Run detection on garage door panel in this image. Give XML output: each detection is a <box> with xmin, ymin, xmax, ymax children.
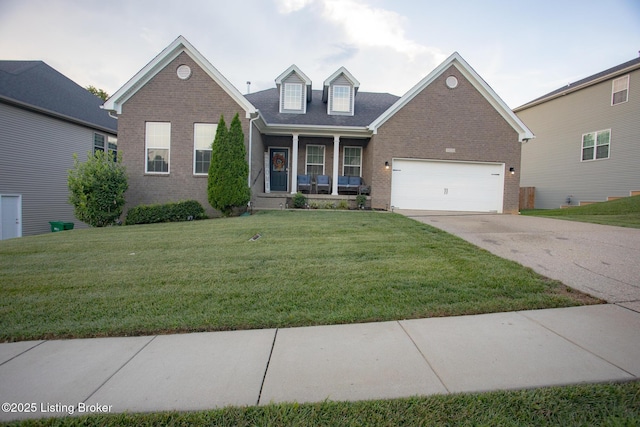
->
<box><xmin>391</xmin><ymin>160</ymin><xmax>504</xmax><ymax>212</ymax></box>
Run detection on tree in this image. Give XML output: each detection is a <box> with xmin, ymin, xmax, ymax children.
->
<box><xmin>208</xmin><ymin>114</ymin><xmax>250</xmax><ymax>216</ymax></box>
<box><xmin>68</xmin><ymin>150</ymin><xmax>128</xmax><ymax>227</ymax></box>
<box><xmin>86</xmin><ymin>85</ymin><xmax>109</xmax><ymax>101</ymax></box>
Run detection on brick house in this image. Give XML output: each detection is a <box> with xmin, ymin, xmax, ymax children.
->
<box><xmin>103</xmin><ymin>36</ymin><xmax>532</xmax><ymax>216</ymax></box>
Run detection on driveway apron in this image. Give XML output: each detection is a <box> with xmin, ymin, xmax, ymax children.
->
<box><xmin>397</xmin><ymin>211</ymin><xmax>640</xmax><ymax>308</ymax></box>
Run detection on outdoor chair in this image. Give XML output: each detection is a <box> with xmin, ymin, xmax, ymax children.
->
<box><xmin>297</xmin><ymin>174</ymin><xmax>312</xmax><ymax>193</ymax></box>
<box><xmin>316</xmin><ymin>175</ymin><xmax>331</xmax><ymax>194</ymax></box>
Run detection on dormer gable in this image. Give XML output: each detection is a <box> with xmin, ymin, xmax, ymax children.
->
<box><xmin>323</xmin><ymin>67</ymin><xmax>360</xmax><ymax>116</ymax></box>
<box><xmin>275</xmin><ymin>65</ymin><xmax>312</xmax><ymax>114</ymax></box>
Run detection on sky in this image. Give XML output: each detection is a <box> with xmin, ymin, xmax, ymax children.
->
<box><xmin>1</xmin><ymin>0</ymin><xmax>639</xmax><ymax>108</ymax></box>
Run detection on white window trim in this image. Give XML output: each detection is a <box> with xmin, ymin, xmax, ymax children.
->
<box><xmin>193</xmin><ymin>123</ymin><xmax>217</xmax><ymax>175</ymax></box>
<box><xmin>581</xmin><ymin>129</ymin><xmax>611</xmax><ymax>162</ymax></box>
<box><xmin>611</xmin><ymin>75</ymin><xmax>629</xmax><ymax>106</ymax></box>
<box><xmin>283</xmin><ymin>82</ymin><xmax>303</xmax><ymax>111</ymax></box>
<box><xmin>145</xmin><ymin>122</ymin><xmax>171</xmax><ymax>174</ymax></box>
<box><xmin>342</xmin><ymin>146</ymin><xmax>362</xmax><ymax>176</ymax></box>
<box><xmin>305</xmin><ymin>145</ymin><xmax>325</xmax><ymax>175</ymax></box>
<box><xmin>331</xmin><ymin>84</ymin><xmax>352</xmax><ymax>114</ymax></box>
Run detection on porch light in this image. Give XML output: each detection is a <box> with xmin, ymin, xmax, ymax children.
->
<box><xmin>385</xmin><ymin>161</ymin><xmax>390</xmax><ymax>169</ymax></box>
<box><xmin>509</xmin><ymin>167</ymin><xmax>515</xmax><ymax>175</ymax></box>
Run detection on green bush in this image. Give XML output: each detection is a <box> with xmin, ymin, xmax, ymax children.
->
<box><xmin>208</xmin><ymin>114</ymin><xmax>250</xmax><ymax>216</ymax></box>
<box><xmin>125</xmin><ymin>200</ymin><xmax>206</xmax><ymax>225</ymax></box>
<box><xmin>68</xmin><ymin>151</ymin><xmax>128</xmax><ymax>227</ymax></box>
<box><xmin>292</xmin><ymin>192</ymin><xmax>308</xmax><ymax>208</ymax></box>
<box><xmin>356</xmin><ymin>194</ymin><xmax>367</xmax><ymax>209</ymax></box>
<box><xmin>337</xmin><ymin>200</ymin><xmax>349</xmax><ymax>210</ymax></box>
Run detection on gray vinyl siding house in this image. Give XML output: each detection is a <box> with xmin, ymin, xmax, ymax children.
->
<box><xmin>515</xmin><ymin>57</ymin><xmax>640</xmax><ymax>209</ymax></box>
<box><xmin>0</xmin><ymin>61</ymin><xmax>117</xmax><ymax>238</ymax></box>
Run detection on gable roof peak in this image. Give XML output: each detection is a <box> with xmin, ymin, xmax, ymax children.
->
<box><xmin>369</xmin><ymin>51</ymin><xmax>533</xmax><ymax>142</ymax></box>
<box><xmin>102</xmin><ymin>35</ymin><xmax>256</xmax><ymax>117</ymax></box>
<box><xmin>323</xmin><ymin>66</ymin><xmax>360</xmax><ymax>88</ymax></box>
<box><xmin>275</xmin><ymin>64</ymin><xmax>312</xmax><ymax>86</ymax></box>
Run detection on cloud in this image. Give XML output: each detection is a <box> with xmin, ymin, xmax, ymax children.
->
<box><xmin>275</xmin><ymin>0</ymin><xmax>315</xmax><ymax>14</ymax></box>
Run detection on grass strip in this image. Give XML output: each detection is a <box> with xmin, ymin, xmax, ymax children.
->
<box><xmin>3</xmin><ymin>381</ymin><xmax>639</xmax><ymax>426</ymax></box>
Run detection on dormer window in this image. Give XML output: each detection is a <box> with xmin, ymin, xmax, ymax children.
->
<box><xmin>323</xmin><ymin>67</ymin><xmax>360</xmax><ymax>116</ymax></box>
<box><xmin>275</xmin><ymin>65</ymin><xmax>312</xmax><ymax>114</ymax></box>
<box><xmin>332</xmin><ymin>85</ymin><xmax>351</xmax><ymax>112</ymax></box>
<box><xmin>284</xmin><ymin>83</ymin><xmax>303</xmax><ymax>110</ymax></box>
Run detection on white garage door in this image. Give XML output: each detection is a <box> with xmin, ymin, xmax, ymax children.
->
<box><xmin>391</xmin><ymin>159</ymin><xmax>504</xmax><ymax>212</ymax></box>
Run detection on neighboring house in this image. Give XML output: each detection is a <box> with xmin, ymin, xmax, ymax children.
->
<box><xmin>0</xmin><ymin>61</ymin><xmax>117</xmax><ymax>239</ymax></box>
<box><xmin>515</xmin><ymin>57</ymin><xmax>640</xmax><ymax>209</ymax></box>
<box><xmin>103</xmin><ymin>36</ymin><xmax>532</xmax><ymax>216</ymax></box>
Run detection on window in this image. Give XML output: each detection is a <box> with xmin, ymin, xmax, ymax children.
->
<box><xmin>582</xmin><ymin>129</ymin><xmax>610</xmax><ymax>161</ymax></box>
<box><xmin>332</xmin><ymin>85</ymin><xmax>351</xmax><ymax>113</ymax></box>
<box><xmin>283</xmin><ymin>83</ymin><xmax>302</xmax><ymax>110</ymax></box>
<box><xmin>93</xmin><ymin>133</ymin><xmax>105</xmax><ymax>154</ymax></box>
<box><xmin>108</xmin><ymin>136</ymin><xmax>118</xmax><ymax>161</ymax></box>
<box><xmin>306</xmin><ymin>145</ymin><xmax>325</xmax><ymax>178</ymax></box>
<box><xmin>145</xmin><ymin>122</ymin><xmax>170</xmax><ymax>173</ymax></box>
<box><xmin>194</xmin><ymin>123</ymin><xmax>217</xmax><ymax>174</ymax></box>
<box><xmin>343</xmin><ymin>146</ymin><xmax>362</xmax><ymax>176</ymax></box>
<box><xmin>612</xmin><ymin>75</ymin><xmax>629</xmax><ymax>105</ymax></box>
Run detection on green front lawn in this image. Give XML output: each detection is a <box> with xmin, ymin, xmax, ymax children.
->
<box><xmin>522</xmin><ymin>195</ymin><xmax>640</xmax><ymax>228</ymax></box>
<box><xmin>0</xmin><ymin>211</ymin><xmax>599</xmax><ymax>342</ymax></box>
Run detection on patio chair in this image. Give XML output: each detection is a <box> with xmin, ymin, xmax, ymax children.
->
<box><xmin>316</xmin><ymin>175</ymin><xmax>331</xmax><ymax>194</ymax></box>
<box><xmin>297</xmin><ymin>174</ymin><xmax>312</xmax><ymax>193</ymax></box>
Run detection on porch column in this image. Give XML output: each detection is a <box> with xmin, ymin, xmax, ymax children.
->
<box><xmin>291</xmin><ymin>133</ymin><xmax>299</xmax><ymax>194</ymax></box>
<box><xmin>332</xmin><ymin>135</ymin><xmax>340</xmax><ymax>195</ymax></box>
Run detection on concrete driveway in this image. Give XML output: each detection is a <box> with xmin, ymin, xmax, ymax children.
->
<box><xmin>397</xmin><ymin>211</ymin><xmax>640</xmax><ymax>311</ymax></box>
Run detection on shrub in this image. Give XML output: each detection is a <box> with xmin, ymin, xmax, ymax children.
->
<box><xmin>356</xmin><ymin>194</ymin><xmax>367</xmax><ymax>209</ymax></box>
<box><xmin>125</xmin><ymin>200</ymin><xmax>206</xmax><ymax>225</ymax></box>
<box><xmin>68</xmin><ymin>151</ymin><xmax>128</xmax><ymax>227</ymax></box>
<box><xmin>292</xmin><ymin>192</ymin><xmax>308</xmax><ymax>208</ymax></box>
<box><xmin>337</xmin><ymin>200</ymin><xmax>349</xmax><ymax>210</ymax></box>
<box><xmin>208</xmin><ymin>114</ymin><xmax>250</xmax><ymax>216</ymax></box>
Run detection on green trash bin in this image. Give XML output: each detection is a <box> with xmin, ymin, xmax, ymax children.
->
<box><xmin>49</xmin><ymin>221</ymin><xmax>64</xmax><ymax>232</ymax></box>
<box><xmin>49</xmin><ymin>222</ymin><xmax>74</xmax><ymax>232</ymax></box>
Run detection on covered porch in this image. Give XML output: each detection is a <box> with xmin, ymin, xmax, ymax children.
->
<box><xmin>260</xmin><ymin>133</ymin><xmax>371</xmax><ymax>197</ymax></box>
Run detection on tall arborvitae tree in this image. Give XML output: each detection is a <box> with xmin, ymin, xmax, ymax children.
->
<box><xmin>207</xmin><ymin>114</ymin><xmax>250</xmax><ymax>216</ymax></box>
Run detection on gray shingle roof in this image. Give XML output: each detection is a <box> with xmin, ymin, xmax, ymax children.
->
<box><xmin>0</xmin><ymin>60</ymin><xmax>117</xmax><ymax>133</ymax></box>
<box><xmin>516</xmin><ymin>56</ymin><xmax>640</xmax><ymax>110</ymax></box>
<box><xmin>245</xmin><ymin>88</ymin><xmax>399</xmax><ymax>127</ymax></box>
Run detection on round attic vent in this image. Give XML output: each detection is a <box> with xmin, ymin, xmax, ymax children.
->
<box><xmin>445</xmin><ymin>75</ymin><xmax>458</xmax><ymax>89</ymax></box>
<box><xmin>177</xmin><ymin>65</ymin><xmax>192</xmax><ymax>80</ymax></box>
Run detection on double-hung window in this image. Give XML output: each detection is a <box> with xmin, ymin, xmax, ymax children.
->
<box><xmin>612</xmin><ymin>75</ymin><xmax>629</xmax><ymax>105</ymax></box>
<box><xmin>343</xmin><ymin>146</ymin><xmax>362</xmax><ymax>176</ymax></box>
<box><xmin>283</xmin><ymin>83</ymin><xmax>302</xmax><ymax>110</ymax></box>
<box><xmin>93</xmin><ymin>133</ymin><xmax>105</xmax><ymax>154</ymax></box>
<box><xmin>145</xmin><ymin>122</ymin><xmax>170</xmax><ymax>173</ymax></box>
<box><xmin>582</xmin><ymin>129</ymin><xmax>610</xmax><ymax>161</ymax></box>
<box><xmin>332</xmin><ymin>85</ymin><xmax>351</xmax><ymax>113</ymax></box>
<box><xmin>107</xmin><ymin>136</ymin><xmax>118</xmax><ymax>161</ymax></box>
<box><xmin>306</xmin><ymin>145</ymin><xmax>325</xmax><ymax>178</ymax></box>
<box><xmin>194</xmin><ymin>123</ymin><xmax>216</xmax><ymax>175</ymax></box>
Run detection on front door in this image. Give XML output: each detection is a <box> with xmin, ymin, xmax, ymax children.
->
<box><xmin>270</xmin><ymin>148</ymin><xmax>288</xmax><ymax>192</ymax></box>
<box><xmin>1</xmin><ymin>195</ymin><xmax>22</xmax><ymax>240</ymax></box>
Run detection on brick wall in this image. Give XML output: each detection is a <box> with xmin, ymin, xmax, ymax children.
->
<box><xmin>370</xmin><ymin>65</ymin><xmax>521</xmax><ymax>213</ymax></box>
<box><xmin>118</xmin><ymin>52</ymin><xmax>251</xmax><ymax>217</ymax></box>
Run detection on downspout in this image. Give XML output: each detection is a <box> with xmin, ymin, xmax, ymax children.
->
<box><xmin>248</xmin><ymin>111</ymin><xmax>260</xmax><ymax>189</ymax></box>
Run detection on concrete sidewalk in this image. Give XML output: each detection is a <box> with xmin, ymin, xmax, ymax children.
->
<box><xmin>1</xmin><ymin>304</ymin><xmax>639</xmax><ymax>421</ymax></box>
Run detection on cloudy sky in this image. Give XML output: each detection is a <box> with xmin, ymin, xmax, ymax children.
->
<box><xmin>1</xmin><ymin>0</ymin><xmax>639</xmax><ymax>108</ymax></box>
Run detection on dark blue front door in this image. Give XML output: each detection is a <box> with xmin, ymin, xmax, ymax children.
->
<box><xmin>270</xmin><ymin>149</ymin><xmax>288</xmax><ymax>192</ymax></box>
